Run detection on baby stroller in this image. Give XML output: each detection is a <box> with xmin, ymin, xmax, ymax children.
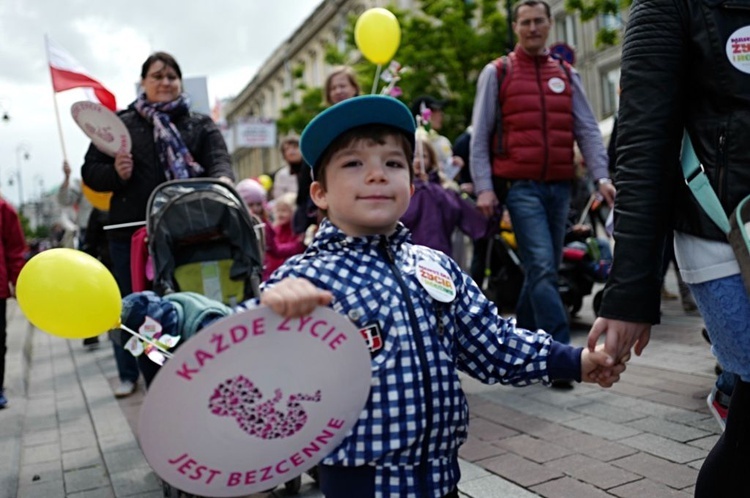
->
<box><xmin>146</xmin><ymin>178</ymin><xmax>262</xmax><ymax>303</ymax></box>
<box><xmin>558</xmin><ymin>233</ymin><xmax>612</xmax><ymax>317</ymax></box>
<box><xmin>482</xmin><ymin>192</ymin><xmax>612</xmax><ymax>317</ymax></box>
<box><xmin>481</xmin><ymin>221</ymin><xmax>524</xmax><ymax>312</ymax></box>
<box><xmin>560</xmin><ymin>191</ymin><xmax>613</xmax><ymax>317</ymax></box>
<box><xmin>129</xmin><ymin>179</ymin><xmax>306</xmax><ymax>496</ymax></box>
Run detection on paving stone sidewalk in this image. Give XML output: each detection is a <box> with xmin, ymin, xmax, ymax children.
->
<box><xmin>1</xmin><ymin>274</ymin><xmax>718</xmax><ymax>498</ymax></box>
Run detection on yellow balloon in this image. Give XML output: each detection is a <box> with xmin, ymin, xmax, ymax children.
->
<box><xmin>354</xmin><ymin>8</ymin><xmax>401</xmax><ymax>65</ymax></box>
<box><xmin>257</xmin><ymin>174</ymin><xmax>273</xmax><ymax>192</ymax></box>
<box><xmin>17</xmin><ymin>248</ymin><xmax>122</xmax><ymax>339</ymax></box>
<box><xmin>82</xmin><ymin>182</ymin><xmax>112</xmax><ymax>211</ymax></box>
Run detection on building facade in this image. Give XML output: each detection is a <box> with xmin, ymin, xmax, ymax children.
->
<box><xmin>225</xmin><ymin>0</ymin><xmax>625</xmax><ymax>181</ymax></box>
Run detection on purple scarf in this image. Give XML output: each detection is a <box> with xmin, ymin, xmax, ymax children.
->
<box><xmin>134</xmin><ymin>93</ymin><xmax>204</xmax><ymax>180</ymax></box>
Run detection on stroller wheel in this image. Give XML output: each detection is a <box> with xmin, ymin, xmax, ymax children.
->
<box><xmin>284</xmin><ymin>475</ymin><xmax>302</xmax><ymax>494</ymax></box>
<box><xmin>593</xmin><ymin>290</ymin><xmax>603</xmax><ymax>316</ymax></box>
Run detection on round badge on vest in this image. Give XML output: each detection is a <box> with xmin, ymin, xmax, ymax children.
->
<box><xmin>548</xmin><ymin>77</ymin><xmax>566</xmax><ymax>94</ymax></box>
<box><xmin>416</xmin><ymin>260</ymin><xmax>456</xmax><ymax>303</ymax></box>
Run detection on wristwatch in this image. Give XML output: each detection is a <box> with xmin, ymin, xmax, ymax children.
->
<box><xmin>597</xmin><ymin>178</ymin><xmax>613</xmax><ymax>186</ymax></box>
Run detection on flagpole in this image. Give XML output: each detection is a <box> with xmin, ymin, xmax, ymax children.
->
<box><xmin>45</xmin><ymin>34</ymin><xmax>68</xmax><ymax>163</ymax></box>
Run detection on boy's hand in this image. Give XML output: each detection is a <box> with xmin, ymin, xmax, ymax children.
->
<box><xmin>580</xmin><ymin>345</ymin><xmax>628</xmax><ymax>388</ymax></box>
<box><xmin>260</xmin><ymin>277</ymin><xmax>333</xmax><ymax>318</ymax></box>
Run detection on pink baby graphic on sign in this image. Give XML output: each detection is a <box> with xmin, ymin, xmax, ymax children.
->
<box><xmin>209</xmin><ymin>375</ymin><xmax>321</xmax><ymax>439</ymax></box>
<box><xmin>137</xmin><ymin>306</ymin><xmax>371</xmax><ymax>497</ymax></box>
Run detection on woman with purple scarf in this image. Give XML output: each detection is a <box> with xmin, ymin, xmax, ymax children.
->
<box><xmin>82</xmin><ymin>52</ymin><xmax>233</xmax><ymax>398</ymax></box>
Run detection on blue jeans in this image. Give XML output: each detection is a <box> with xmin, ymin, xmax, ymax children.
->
<box><xmin>108</xmin><ymin>238</ymin><xmax>139</xmax><ymax>383</ymax></box>
<box><xmin>688</xmin><ymin>274</ymin><xmax>750</xmax><ymax>382</ymax></box>
<box><xmin>505</xmin><ymin>180</ymin><xmax>571</xmax><ymax>344</ymax></box>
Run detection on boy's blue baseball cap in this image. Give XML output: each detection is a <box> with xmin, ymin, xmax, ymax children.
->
<box><xmin>300</xmin><ymin>95</ymin><xmax>416</xmax><ymax>171</ymax></box>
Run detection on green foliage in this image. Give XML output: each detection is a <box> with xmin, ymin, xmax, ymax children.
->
<box><xmin>276</xmin><ymin>86</ymin><xmax>326</xmax><ymax>135</ymax></box>
<box><xmin>565</xmin><ymin>0</ymin><xmax>631</xmax><ymax>46</ymax></box>
<box><xmin>19</xmin><ymin>212</ymin><xmax>32</xmax><ymax>240</ymax></box>
<box><xmin>596</xmin><ymin>27</ymin><xmax>619</xmax><ymax>47</ymax></box>
<box><xmin>277</xmin><ymin>0</ymin><xmax>509</xmax><ymax>142</ymax></box>
<box><xmin>33</xmin><ymin>224</ymin><xmax>50</xmax><ymax>239</ymax></box>
<box><xmin>390</xmin><ymin>0</ymin><xmax>507</xmax><ymax>138</ymax></box>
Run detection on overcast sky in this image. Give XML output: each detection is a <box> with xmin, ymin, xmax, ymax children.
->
<box><xmin>0</xmin><ymin>0</ymin><xmax>321</xmax><ymax>208</ymax></box>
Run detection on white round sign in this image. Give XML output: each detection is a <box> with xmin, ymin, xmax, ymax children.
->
<box><xmin>71</xmin><ymin>101</ymin><xmax>132</xmax><ymax>157</ymax></box>
<box><xmin>137</xmin><ymin>306</ymin><xmax>371</xmax><ymax>497</ymax></box>
<box><xmin>416</xmin><ymin>259</ymin><xmax>456</xmax><ymax>303</ymax></box>
<box><xmin>548</xmin><ymin>77</ymin><xmax>566</xmax><ymax>94</ymax></box>
<box><xmin>726</xmin><ymin>26</ymin><xmax>750</xmax><ymax>74</ymax></box>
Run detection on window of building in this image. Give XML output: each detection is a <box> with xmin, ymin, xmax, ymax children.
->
<box><xmin>554</xmin><ymin>14</ymin><xmax>577</xmax><ymax>47</ymax></box>
<box><xmin>268</xmin><ymin>87</ymin><xmax>276</xmax><ymax>116</ymax></box>
<box><xmin>310</xmin><ymin>50</ymin><xmax>320</xmax><ymax>87</ymax></box>
<box><xmin>601</xmin><ymin>67</ymin><xmax>620</xmax><ymax>117</ymax></box>
<box><xmin>598</xmin><ymin>12</ymin><xmax>622</xmax><ymax>31</ymax></box>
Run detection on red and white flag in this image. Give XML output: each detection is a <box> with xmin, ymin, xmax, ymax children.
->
<box><xmin>46</xmin><ymin>36</ymin><xmax>117</xmax><ymax>111</ymax></box>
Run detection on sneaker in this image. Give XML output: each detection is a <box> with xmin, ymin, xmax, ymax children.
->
<box><xmin>661</xmin><ymin>286</ymin><xmax>679</xmax><ymax>300</ymax></box>
<box><xmin>682</xmin><ymin>299</ymin><xmax>698</xmax><ymax>313</ymax></box>
<box><xmin>707</xmin><ymin>386</ymin><xmax>729</xmax><ymax>431</ymax></box>
<box><xmin>83</xmin><ymin>336</ymin><xmax>101</xmax><ymax>350</ymax></box>
<box><xmin>114</xmin><ymin>380</ymin><xmax>137</xmax><ymax>398</ymax></box>
<box><xmin>0</xmin><ymin>390</ymin><xmax>7</xmax><ymax>409</ymax></box>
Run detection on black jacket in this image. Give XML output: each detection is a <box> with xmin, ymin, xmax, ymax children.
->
<box><xmin>81</xmin><ymin>104</ymin><xmax>233</xmax><ymax>239</ymax></box>
<box><xmin>600</xmin><ymin>0</ymin><xmax>750</xmax><ymax>323</ymax></box>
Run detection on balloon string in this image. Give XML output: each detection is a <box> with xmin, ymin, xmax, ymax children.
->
<box><xmin>371</xmin><ymin>64</ymin><xmax>383</xmax><ymax>94</ymax></box>
<box><xmin>119</xmin><ymin>324</ymin><xmax>175</xmax><ymax>358</ymax></box>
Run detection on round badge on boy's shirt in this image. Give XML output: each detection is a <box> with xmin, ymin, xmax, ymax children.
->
<box><xmin>416</xmin><ymin>260</ymin><xmax>456</xmax><ymax>303</ymax></box>
<box><xmin>548</xmin><ymin>77</ymin><xmax>566</xmax><ymax>94</ymax></box>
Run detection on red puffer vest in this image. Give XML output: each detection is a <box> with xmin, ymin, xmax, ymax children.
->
<box><xmin>492</xmin><ymin>48</ymin><xmax>575</xmax><ymax>181</ymax></box>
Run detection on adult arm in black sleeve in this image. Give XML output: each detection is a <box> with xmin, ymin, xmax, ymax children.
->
<box><xmin>81</xmin><ymin>143</ymin><xmax>127</xmax><ymax>192</ymax></box>
<box><xmin>589</xmin><ymin>0</ymin><xmax>689</xmax><ymax>356</ymax></box>
<box><xmin>194</xmin><ymin>115</ymin><xmax>234</xmax><ymax>181</ymax></box>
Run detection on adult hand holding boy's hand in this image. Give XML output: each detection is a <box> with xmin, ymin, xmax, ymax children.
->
<box><xmin>588</xmin><ymin>317</ymin><xmax>651</xmax><ymax>362</ymax></box>
<box><xmin>261</xmin><ymin>277</ymin><xmax>333</xmax><ymax>318</ymax></box>
<box><xmin>580</xmin><ymin>345</ymin><xmax>628</xmax><ymax>388</ymax></box>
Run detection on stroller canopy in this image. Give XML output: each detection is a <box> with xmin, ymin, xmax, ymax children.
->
<box><xmin>146</xmin><ymin>179</ymin><xmax>263</xmax><ymax>298</ymax></box>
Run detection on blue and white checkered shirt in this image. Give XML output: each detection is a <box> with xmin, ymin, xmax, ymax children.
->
<box><xmin>257</xmin><ymin>220</ymin><xmax>581</xmax><ymax>497</ymax></box>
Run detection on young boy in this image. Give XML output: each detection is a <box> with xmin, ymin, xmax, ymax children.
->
<box><xmin>259</xmin><ymin>95</ymin><xmax>624</xmax><ymax>498</ymax></box>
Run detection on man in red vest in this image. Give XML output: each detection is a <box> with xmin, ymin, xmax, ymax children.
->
<box><xmin>470</xmin><ymin>0</ymin><xmax>615</xmax><ymax>388</ymax></box>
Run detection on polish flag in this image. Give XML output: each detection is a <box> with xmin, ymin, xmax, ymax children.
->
<box><xmin>46</xmin><ymin>36</ymin><xmax>117</xmax><ymax>112</ymax></box>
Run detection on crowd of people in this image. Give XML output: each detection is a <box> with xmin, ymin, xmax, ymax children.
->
<box><xmin>3</xmin><ymin>1</ymin><xmax>747</xmax><ymax>496</ymax></box>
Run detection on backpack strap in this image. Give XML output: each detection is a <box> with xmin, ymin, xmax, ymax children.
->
<box><xmin>550</xmin><ymin>53</ymin><xmax>574</xmax><ymax>87</ymax></box>
<box><xmin>681</xmin><ymin>132</ymin><xmax>731</xmax><ymax>234</ymax></box>
<box><xmin>493</xmin><ymin>56</ymin><xmax>512</xmax><ymax>157</ymax></box>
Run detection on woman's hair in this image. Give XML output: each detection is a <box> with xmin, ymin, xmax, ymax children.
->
<box><xmin>324</xmin><ymin>66</ymin><xmax>361</xmax><ymax>106</ymax></box>
<box><xmin>414</xmin><ymin>139</ymin><xmax>439</xmax><ymax>174</ymax></box>
<box><xmin>140</xmin><ymin>52</ymin><xmax>182</xmax><ymax>80</ymax></box>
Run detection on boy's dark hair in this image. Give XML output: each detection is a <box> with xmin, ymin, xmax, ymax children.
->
<box><xmin>512</xmin><ymin>0</ymin><xmax>551</xmax><ymax>20</ymax></box>
<box><xmin>314</xmin><ymin>125</ymin><xmax>414</xmax><ymax>189</ymax></box>
<box><xmin>140</xmin><ymin>51</ymin><xmax>182</xmax><ymax>80</ymax></box>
